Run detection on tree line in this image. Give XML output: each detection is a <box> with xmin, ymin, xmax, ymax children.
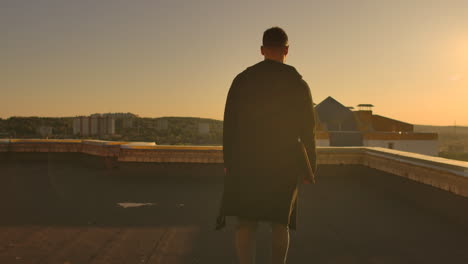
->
<box><xmin>0</xmin><ymin>116</ymin><xmax>223</xmax><ymax>146</ymax></box>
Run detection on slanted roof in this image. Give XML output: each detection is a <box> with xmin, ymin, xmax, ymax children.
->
<box><xmin>315</xmin><ymin>96</ymin><xmax>358</xmax><ymax>131</ymax></box>
<box><xmin>315</xmin><ymin>96</ymin><xmax>353</xmax><ymax>121</ymax></box>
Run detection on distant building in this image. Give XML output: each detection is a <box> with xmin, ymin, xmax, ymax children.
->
<box><xmin>156</xmin><ymin>119</ymin><xmax>168</xmax><ymax>131</ymax></box>
<box><xmin>36</xmin><ymin>126</ymin><xmax>53</xmax><ymax>138</ymax></box>
<box><xmin>99</xmin><ymin>112</ymin><xmax>137</xmax><ymax>130</ymax></box>
<box><xmin>198</xmin><ymin>122</ymin><xmax>210</xmax><ymax>135</ymax></box>
<box><xmin>73</xmin><ymin>114</ymin><xmax>115</xmax><ymax>136</ymax></box>
<box><xmin>100</xmin><ymin>116</ymin><xmax>115</xmax><ymax>136</ymax></box>
<box><xmin>314</xmin><ymin>96</ymin><xmax>438</xmax><ymax>156</ymax></box>
<box><xmin>122</xmin><ymin>117</ymin><xmax>134</xmax><ymax>128</ymax></box>
<box><xmin>91</xmin><ymin>115</ymin><xmax>100</xmax><ymax>135</ymax></box>
<box><xmin>73</xmin><ymin>116</ymin><xmax>90</xmax><ymax>136</ymax></box>
<box><xmin>106</xmin><ymin>113</ymin><xmax>136</xmax><ymax>129</ymax></box>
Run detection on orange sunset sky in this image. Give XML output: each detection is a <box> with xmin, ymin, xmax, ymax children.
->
<box><xmin>2</xmin><ymin>0</ymin><xmax>468</xmax><ymax>126</ymax></box>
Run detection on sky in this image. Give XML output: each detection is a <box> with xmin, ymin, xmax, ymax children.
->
<box><xmin>2</xmin><ymin>0</ymin><xmax>468</xmax><ymax>126</ymax></box>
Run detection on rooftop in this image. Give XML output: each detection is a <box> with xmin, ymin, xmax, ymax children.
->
<box><xmin>1</xmin><ymin>139</ymin><xmax>468</xmax><ymax>263</ymax></box>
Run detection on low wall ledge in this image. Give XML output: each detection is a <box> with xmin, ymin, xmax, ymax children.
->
<box><xmin>365</xmin><ymin>147</ymin><xmax>468</xmax><ymax>177</ymax></box>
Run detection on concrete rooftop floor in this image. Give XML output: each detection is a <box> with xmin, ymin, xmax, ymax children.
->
<box><xmin>1</xmin><ymin>153</ymin><xmax>468</xmax><ymax>264</ymax></box>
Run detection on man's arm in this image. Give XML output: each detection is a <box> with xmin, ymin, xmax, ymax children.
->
<box><xmin>298</xmin><ymin>79</ymin><xmax>317</xmax><ymax>175</ymax></box>
<box><xmin>223</xmin><ymin>75</ymin><xmax>241</xmax><ymax>171</ymax></box>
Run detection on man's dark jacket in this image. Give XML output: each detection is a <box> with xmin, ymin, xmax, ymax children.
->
<box><xmin>216</xmin><ymin>59</ymin><xmax>317</xmax><ymax>231</ymax></box>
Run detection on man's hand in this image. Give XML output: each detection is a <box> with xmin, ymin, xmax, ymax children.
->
<box><xmin>302</xmin><ymin>178</ymin><xmax>313</xmax><ymax>184</ymax></box>
<box><xmin>301</xmin><ymin>172</ymin><xmax>315</xmax><ymax>185</ymax></box>
<box><xmin>224</xmin><ymin>167</ymin><xmax>227</xmax><ymax>174</ymax></box>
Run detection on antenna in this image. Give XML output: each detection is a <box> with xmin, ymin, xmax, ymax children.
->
<box><xmin>454</xmin><ymin>120</ymin><xmax>457</xmax><ymax>136</ymax></box>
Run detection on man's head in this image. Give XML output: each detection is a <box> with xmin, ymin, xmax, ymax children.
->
<box><xmin>261</xmin><ymin>27</ymin><xmax>289</xmax><ymax>63</ymax></box>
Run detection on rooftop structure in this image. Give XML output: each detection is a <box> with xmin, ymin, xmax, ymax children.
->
<box><xmin>315</xmin><ymin>97</ymin><xmax>438</xmax><ymax>156</ymax></box>
<box><xmin>0</xmin><ymin>139</ymin><xmax>467</xmax><ymax>263</ymax></box>
<box><xmin>357</xmin><ymin>103</ymin><xmax>374</xmax><ymax>111</ymax></box>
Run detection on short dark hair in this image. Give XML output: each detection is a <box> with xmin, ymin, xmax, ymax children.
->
<box><xmin>262</xmin><ymin>27</ymin><xmax>288</xmax><ymax>47</ymax></box>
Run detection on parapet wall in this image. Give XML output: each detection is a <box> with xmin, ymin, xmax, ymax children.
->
<box><xmin>1</xmin><ymin>139</ymin><xmax>467</xmax><ymax>198</ymax></box>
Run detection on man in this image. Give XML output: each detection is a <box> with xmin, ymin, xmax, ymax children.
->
<box><xmin>216</xmin><ymin>27</ymin><xmax>317</xmax><ymax>264</ymax></box>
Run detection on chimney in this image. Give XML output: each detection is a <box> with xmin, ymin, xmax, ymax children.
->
<box><xmin>355</xmin><ymin>104</ymin><xmax>374</xmax><ymax>131</ymax></box>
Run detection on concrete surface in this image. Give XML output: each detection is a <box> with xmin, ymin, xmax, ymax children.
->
<box><xmin>1</xmin><ymin>153</ymin><xmax>468</xmax><ymax>263</ymax></box>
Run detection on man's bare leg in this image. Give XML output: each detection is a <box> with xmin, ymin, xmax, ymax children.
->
<box><xmin>235</xmin><ymin>217</ymin><xmax>258</xmax><ymax>264</ymax></box>
<box><xmin>271</xmin><ymin>222</ymin><xmax>290</xmax><ymax>264</ymax></box>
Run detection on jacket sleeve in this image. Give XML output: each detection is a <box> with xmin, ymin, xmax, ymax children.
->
<box><xmin>298</xmin><ymin>79</ymin><xmax>317</xmax><ymax>174</ymax></box>
<box><xmin>223</xmin><ymin>75</ymin><xmax>241</xmax><ymax>170</ymax></box>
